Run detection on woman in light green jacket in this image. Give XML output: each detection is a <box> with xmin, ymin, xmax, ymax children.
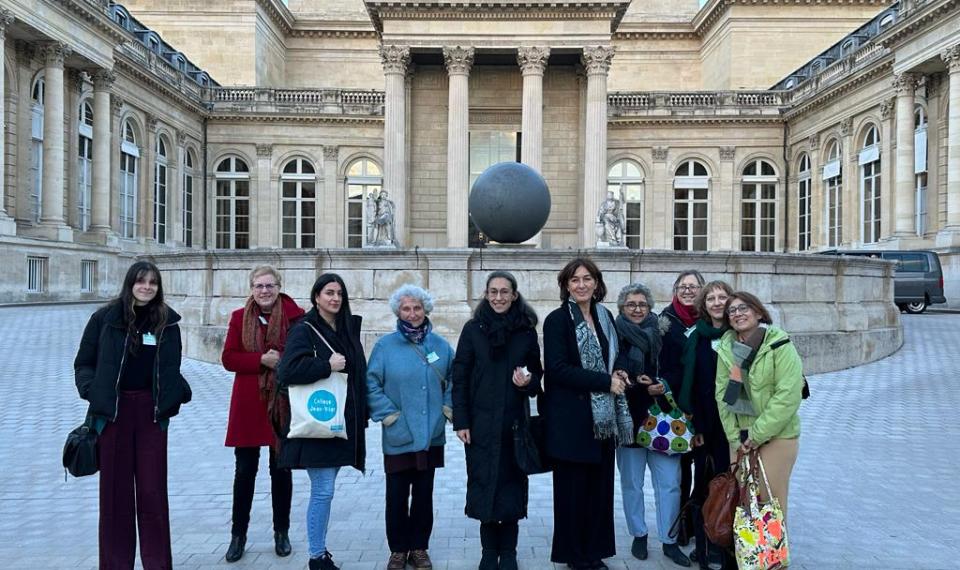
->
<box><xmin>715</xmin><ymin>291</ymin><xmax>802</xmax><ymax>522</ymax></box>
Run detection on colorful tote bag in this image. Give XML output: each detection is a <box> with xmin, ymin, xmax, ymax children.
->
<box><xmin>287</xmin><ymin>323</ymin><xmax>349</xmax><ymax>440</ymax></box>
<box><xmin>733</xmin><ymin>453</ymin><xmax>790</xmax><ymax>570</ymax></box>
<box><xmin>635</xmin><ymin>388</ymin><xmax>695</xmax><ymax>454</ymax></box>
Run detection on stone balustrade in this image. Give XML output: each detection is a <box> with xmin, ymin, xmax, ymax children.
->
<box><xmin>784</xmin><ymin>41</ymin><xmax>890</xmax><ymax>106</ymax></box>
<box><xmin>147</xmin><ymin>249</ymin><xmax>902</xmax><ymax>375</ymax></box>
<box><xmin>608</xmin><ymin>90</ymin><xmax>784</xmax><ymax>118</ymax></box>
<box><xmin>204</xmin><ymin>87</ymin><xmax>384</xmax><ymax>117</ymax></box>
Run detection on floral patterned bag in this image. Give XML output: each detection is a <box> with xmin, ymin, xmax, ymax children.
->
<box><xmin>733</xmin><ymin>452</ymin><xmax>790</xmax><ymax>569</ymax></box>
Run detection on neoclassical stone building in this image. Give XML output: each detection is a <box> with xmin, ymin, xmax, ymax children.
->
<box><xmin>1</xmin><ymin>0</ymin><xmax>958</xmax><ymax>307</ymax></box>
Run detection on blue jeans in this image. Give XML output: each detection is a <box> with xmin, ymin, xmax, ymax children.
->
<box><xmin>615</xmin><ymin>446</ymin><xmax>681</xmax><ymax>544</ymax></box>
<box><xmin>306</xmin><ymin>467</ymin><xmax>340</xmax><ymax>558</ymax></box>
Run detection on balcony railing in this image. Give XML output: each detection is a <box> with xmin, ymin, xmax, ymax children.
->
<box><xmin>205</xmin><ymin>87</ymin><xmax>385</xmax><ymax>117</ymax></box>
<box><xmin>608</xmin><ymin>90</ymin><xmax>785</xmax><ymax>118</ymax></box>
<box><xmin>783</xmin><ymin>40</ymin><xmax>890</xmax><ymax>106</ymax></box>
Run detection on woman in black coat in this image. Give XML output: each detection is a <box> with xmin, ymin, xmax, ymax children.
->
<box><xmin>276</xmin><ymin>273</ymin><xmax>367</xmax><ymax>570</ymax></box>
<box><xmin>542</xmin><ymin>258</ymin><xmax>633</xmax><ymax>570</ymax></box>
<box><xmin>452</xmin><ymin>271</ymin><xmax>543</xmax><ymax>570</ymax></box>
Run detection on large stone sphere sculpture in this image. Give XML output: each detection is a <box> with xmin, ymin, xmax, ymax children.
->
<box><xmin>468</xmin><ymin>162</ymin><xmax>551</xmax><ymax>243</ymax></box>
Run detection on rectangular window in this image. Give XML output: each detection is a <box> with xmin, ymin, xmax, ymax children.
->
<box><xmin>673</xmin><ymin>188</ymin><xmax>708</xmax><ymax>251</ymax></box>
<box><xmin>154</xmin><ymin>162</ymin><xmax>167</xmax><ymax>243</ymax></box>
<box><xmin>215</xmin><ymin>179</ymin><xmax>250</xmax><ymax>249</ymax></box>
<box><xmin>468</xmin><ymin>131</ymin><xmax>520</xmax><ymax>247</ymax></box>
<box><xmin>281</xmin><ymin>180</ymin><xmax>317</xmax><ymax>248</ymax></box>
<box><xmin>798</xmin><ymin>176</ymin><xmax>811</xmax><ymax>251</ymax></box>
<box><xmin>741</xmin><ymin>183</ymin><xmax>777</xmax><ymax>252</ymax></box>
<box><xmin>78</xmin><ymin>135</ymin><xmax>93</xmax><ymax>231</ymax></box>
<box><xmin>861</xmin><ymin>161</ymin><xmax>881</xmax><ymax>244</ymax></box>
<box><xmin>120</xmin><ymin>153</ymin><xmax>138</xmax><ymax>238</ymax></box>
<box><xmin>26</xmin><ymin>256</ymin><xmax>47</xmax><ymax>293</ymax></box>
<box><xmin>182</xmin><ymin>171</ymin><xmax>193</xmax><ymax>247</ymax></box>
<box><xmin>827</xmin><ymin>176</ymin><xmax>842</xmax><ymax>247</ymax></box>
<box><xmin>80</xmin><ymin>260</ymin><xmax>97</xmax><ymax>293</ymax></box>
<box><xmin>30</xmin><ymin>138</ymin><xmax>42</xmax><ymax>223</ymax></box>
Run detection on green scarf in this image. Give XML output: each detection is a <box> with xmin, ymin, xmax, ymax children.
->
<box><xmin>679</xmin><ymin>319</ymin><xmax>726</xmax><ymax>413</ymax></box>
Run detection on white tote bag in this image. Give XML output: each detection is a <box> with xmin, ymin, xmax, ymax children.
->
<box><xmin>286</xmin><ymin>322</ymin><xmax>349</xmax><ymax>440</ymax></box>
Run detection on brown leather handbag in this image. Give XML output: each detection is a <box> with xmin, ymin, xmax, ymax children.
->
<box><xmin>702</xmin><ymin>449</ymin><xmax>744</xmax><ymax>547</ymax></box>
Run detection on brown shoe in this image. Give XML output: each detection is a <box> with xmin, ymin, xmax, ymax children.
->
<box><xmin>408</xmin><ymin>549</ymin><xmax>433</xmax><ymax>569</ymax></box>
<box><xmin>387</xmin><ymin>551</ymin><xmax>407</xmax><ymax>570</ymax></box>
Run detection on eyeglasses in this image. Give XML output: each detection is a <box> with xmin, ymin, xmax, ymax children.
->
<box><xmin>676</xmin><ymin>284</ymin><xmax>701</xmax><ymax>293</ymax></box>
<box><xmin>253</xmin><ymin>284</ymin><xmax>277</xmax><ymax>291</ymax></box>
<box><xmin>624</xmin><ymin>302</ymin><xmax>649</xmax><ymax>312</ymax></box>
<box><xmin>727</xmin><ymin>304</ymin><xmax>751</xmax><ymax>316</ymax></box>
<box><xmin>487</xmin><ymin>289</ymin><xmax>513</xmax><ymax>299</ymax></box>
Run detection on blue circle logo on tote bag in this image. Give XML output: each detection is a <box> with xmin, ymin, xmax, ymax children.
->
<box><xmin>308</xmin><ymin>390</ymin><xmax>338</xmax><ymax>421</ymax></box>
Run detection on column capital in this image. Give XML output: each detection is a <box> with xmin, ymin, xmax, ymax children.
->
<box><xmin>893</xmin><ymin>72</ymin><xmax>919</xmax><ymax>95</ymax></box>
<box><xmin>942</xmin><ymin>44</ymin><xmax>960</xmax><ymax>73</ymax></box>
<box><xmin>807</xmin><ymin>133</ymin><xmax>819</xmax><ymax>150</ymax></box>
<box><xmin>0</xmin><ymin>9</ymin><xmax>14</xmax><ymax>35</ymax></box>
<box><xmin>91</xmin><ymin>69</ymin><xmax>117</xmax><ymax>91</ymax></box>
<box><xmin>323</xmin><ymin>145</ymin><xmax>339</xmax><ymax>161</ymax></box>
<box><xmin>256</xmin><ymin>144</ymin><xmax>273</xmax><ymax>158</ymax></box>
<box><xmin>39</xmin><ymin>42</ymin><xmax>71</xmax><ymax>68</ymax></box>
<box><xmin>379</xmin><ymin>44</ymin><xmax>410</xmax><ymax>74</ymax></box>
<box><xmin>719</xmin><ymin>146</ymin><xmax>736</xmax><ymax>161</ymax></box>
<box><xmin>652</xmin><ymin>146</ymin><xmax>669</xmax><ymax>162</ymax></box>
<box><xmin>443</xmin><ymin>46</ymin><xmax>474</xmax><ymax>76</ymax></box>
<box><xmin>581</xmin><ymin>45</ymin><xmax>615</xmax><ymax>76</ymax></box>
<box><xmin>517</xmin><ymin>46</ymin><xmax>550</xmax><ymax>76</ymax></box>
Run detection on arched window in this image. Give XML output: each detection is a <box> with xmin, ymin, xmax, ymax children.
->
<box><xmin>30</xmin><ymin>76</ymin><xmax>45</xmax><ymax>223</ymax></box>
<box><xmin>607</xmin><ymin>160</ymin><xmax>645</xmax><ymax>249</ymax></box>
<box><xmin>823</xmin><ymin>140</ymin><xmax>843</xmax><ymax>247</ymax></box>
<box><xmin>741</xmin><ymin>159</ymin><xmax>778</xmax><ymax>252</ymax></box>
<box><xmin>859</xmin><ymin>125</ymin><xmax>881</xmax><ymax>243</ymax></box>
<box><xmin>153</xmin><ymin>135</ymin><xmax>169</xmax><ymax>244</ymax></box>
<box><xmin>182</xmin><ymin>149</ymin><xmax>195</xmax><ymax>247</ymax></box>
<box><xmin>797</xmin><ymin>153</ymin><xmax>812</xmax><ymax>251</ymax></box>
<box><xmin>915</xmin><ymin>105</ymin><xmax>928</xmax><ymax>235</ymax></box>
<box><xmin>78</xmin><ymin>100</ymin><xmax>94</xmax><ymax>232</ymax></box>
<box><xmin>119</xmin><ymin>120</ymin><xmax>139</xmax><ymax>238</ymax></box>
<box><xmin>673</xmin><ymin>159</ymin><xmax>709</xmax><ymax>251</ymax></box>
<box><xmin>215</xmin><ymin>156</ymin><xmax>250</xmax><ymax>249</ymax></box>
<box><xmin>345</xmin><ymin>158</ymin><xmax>382</xmax><ymax>248</ymax></box>
<box><xmin>281</xmin><ymin>157</ymin><xmax>317</xmax><ymax>248</ymax></box>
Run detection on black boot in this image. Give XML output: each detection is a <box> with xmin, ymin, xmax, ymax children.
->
<box><xmin>274</xmin><ymin>530</ymin><xmax>292</xmax><ymax>557</ymax></box>
<box><xmin>663</xmin><ymin>543</ymin><xmax>692</xmax><ymax>567</ymax></box>
<box><xmin>479</xmin><ymin>522</ymin><xmax>499</xmax><ymax>570</ymax></box>
<box><xmin>498</xmin><ymin>520</ymin><xmax>519</xmax><ymax>570</ymax></box>
<box><xmin>225</xmin><ymin>534</ymin><xmax>245</xmax><ymax>563</ymax></box>
<box><xmin>630</xmin><ymin>535</ymin><xmax>648</xmax><ymax>560</ymax></box>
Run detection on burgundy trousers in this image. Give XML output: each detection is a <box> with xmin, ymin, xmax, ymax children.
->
<box><xmin>98</xmin><ymin>390</ymin><xmax>172</xmax><ymax>570</ymax></box>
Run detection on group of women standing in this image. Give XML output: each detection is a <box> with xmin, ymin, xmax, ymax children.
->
<box><xmin>74</xmin><ymin>258</ymin><xmax>804</xmax><ymax>570</ymax></box>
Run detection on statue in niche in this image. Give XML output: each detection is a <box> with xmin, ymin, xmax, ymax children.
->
<box><xmin>368</xmin><ymin>189</ymin><xmax>397</xmax><ymax>247</ymax></box>
<box><xmin>596</xmin><ymin>190</ymin><xmax>626</xmax><ymax>246</ymax></box>
<box><xmin>365</xmin><ymin>191</ymin><xmax>378</xmax><ymax>245</ymax></box>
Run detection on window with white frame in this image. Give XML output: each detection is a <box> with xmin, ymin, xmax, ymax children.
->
<box><xmin>30</xmin><ymin>77</ymin><xmax>44</xmax><ymax>223</ymax></box>
<box><xmin>859</xmin><ymin>125</ymin><xmax>881</xmax><ymax>244</ymax></box>
<box><xmin>215</xmin><ymin>156</ymin><xmax>250</xmax><ymax>249</ymax></box>
<box><xmin>469</xmin><ymin>131</ymin><xmax>520</xmax><ymax>247</ymax></box>
<box><xmin>915</xmin><ymin>105</ymin><xmax>928</xmax><ymax>235</ymax></box>
<box><xmin>182</xmin><ymin>150</ymin><xmax>195</xmax><ymax>247</ymax></box>
<box><xmin>80</xmin><ymin>259</ymin><xmax>97</xmax><ymax>293</ymax></box>
<box><xmin>281</xmin><ymin>158</ymin><xmax>317</xmax><ymax>248</ymax></box>
<box><xmin>673</xmin><ymin>159</ymin><xmax>709</xmax><ymax>251</ymax></box>
<box><xmin>823</xmin><ymin>140</ymin><xmax>843</xmax><ymax>247</ymax></box>
<box><xmin>119</xmin><ymin>121</ymin><xmax>139</xmax><ymax>239</ymax></box>
<box><xmin>607</xmin><ymin>160</ymin><xmax>645</xmax><ymax>249</ymax></box>
<box><xmin>346</xmin><ymin>158</ymin><xmax>382</xmax><ymax>248</ymax></box>
<box><xmin>797</xmin><ymin>154</ymin><xmax>812</xmax><ymax>252</ymax></box>
<box><xmin>78</xmin><ymin>101</ymin><xmax>94</xmax><ymax>232</ymax></box>
<box><xmin>741</xmin><ymin>159</ymin><xmax>778</xmax><ymax>252</ymax></box>
<box><xmin>26</xmin><ymin>256</ymin><xmax>47</xmax><ymax>293</ymax></box>
<box><xmin>153</xmin><ymin>136</ymin><xmax>168</xmax><ymax>244</ymax></box>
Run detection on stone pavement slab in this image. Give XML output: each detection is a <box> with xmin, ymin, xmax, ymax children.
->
<box><xmin>0</xmin><ymin>304</ymin><xmax>958</xmax><ymax>569</ymax></box>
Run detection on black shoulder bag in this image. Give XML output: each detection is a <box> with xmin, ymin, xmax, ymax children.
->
<box><xmin>512</xmin><ymin>397</ymin><xmax>552</xmax><ymax>475</ymax></box>
<box><xmin>63</xmin><ymin>413</ymin><xmax>99</xmax><ymax>479</ymax></box>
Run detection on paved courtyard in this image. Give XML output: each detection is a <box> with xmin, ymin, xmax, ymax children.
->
<box><xmin>0</xmin><ymin>304</ymin><xmax>957</xmax><ymax>569</ymax></box>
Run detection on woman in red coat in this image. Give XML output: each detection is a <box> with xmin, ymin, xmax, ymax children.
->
<box><xmin>221</xmin><ymin>265</ymin><xmax>305</xmax><ymax>563</ymax></box>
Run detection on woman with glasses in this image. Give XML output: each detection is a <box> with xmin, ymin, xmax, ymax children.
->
<box><xmin>452</xmin><ymin>271</ymin><xmax>543</xmax><ymax>570</ymax></box>
<box><xmin>221</xmin><ymin>265</ymin><xmax>304</xmax><ymax>563</ymax></box>
<box><xmin>612</xmin><ymin>282</ymin><xmax>689</xmax><ymax>567</ymax></box>
<box><xmin>715</xmin><ymin>292</ymin><xmax>802</xmax><ymax>524</ymax></box>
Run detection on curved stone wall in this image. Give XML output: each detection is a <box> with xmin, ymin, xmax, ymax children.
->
<box><xmin>148</xmin><ymin>249</ymin><xmax>902</xmax><ymax>374</ymax></box>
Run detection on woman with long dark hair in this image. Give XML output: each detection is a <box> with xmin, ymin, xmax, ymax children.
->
<box><xmin>74</xmin><ymin>260</ymin><xmax>192</xmax><ymax>570</ymax></box>
<box><xmin>452</xmin><ymin>271</ymin><xmax>543</xmax><ymax>570</ymax></box>
<box><xmin>276</xmin><ymin>273</ymin><xmax>367</xmax><ymax>570</ymax></box>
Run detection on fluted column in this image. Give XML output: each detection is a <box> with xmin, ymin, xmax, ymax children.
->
<box><xmin>0</xmin><ymin>10</ymin><xmax>15</xmax><ymax>235</ymax></box>
<box><xmin>39</xmin><ymin>42</ymin><xmax>72</xmax><ymax>241</ymax></box>
<box><xmin>894</xmin><ymin>72</ymin><xmax>918</xmax><ymax>236</ymax></box>
<box><xmin>90</xmin><ymin>70</ymin><xmax>115</xmax><ymax>236</ymax></box>
<box><xmin>444</xmin><ymin>46</ymin><xmax>473</xmax><ymax>248</ymax></box>
<box><xmin>941</xmin><ymin>46</ymin><xmax>960</xmax><ymax>234</ymax></box>
<box><xmin>581</xmin><ymin>46</ymin><xmax>614</xmax><ymax>247</ymax></box>
<box><xmin>518</xmin><ymin>47</ymin><xmax>549</xmax><ymax>171</ymax></box>
<box><xmin>321</xmin><ymin>145</ymin><xmax>340</xmax><ymax>246</ymax></box>
<box><xmin>380</xmin><ymin>44</ymin><xmax>410</xmax><ymax>247</ymax></box>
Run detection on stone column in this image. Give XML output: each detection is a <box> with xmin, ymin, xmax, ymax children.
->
<box><xmin>648</xmin><ymin>146</ymin><xmax>669</xmax><ymax>248</ymax></box>
<box><xmin>893</xmin><ymin>72</ymin><xmax>918</xmax><ymax>237</ymax></box>
<box><xmin>518</xmin><ymin>46</ymin><xmax>550</xmax><ymax>246</ymax></box>
<box><xmin>90</xmin><ymin>70</ymin><xmax>115</xmax><ymax>238</ymax></box>
<box><xmin>0</xmin><ymin>10</ymin><xmax>15</xmax><ymax>234</ymax></box>
<box><xmin>718</xmin><ymin>146</ymin><xmax>736</xmax><ymax>250</ymax></box>
<box><xmin>321</xmin><ymin>145</ymin><xmax>339</xmax><ymax>246</ymax></box>
<box><xmin>806</xmin><ymin>134</ymin><xmax>822</xmax><ymax>249</ymax></box>
<box><xmin>39</xmin><ymin>42</ymin><xmax>72</xmax><ymax>241</ymax></box>
<box><xmin>380</xmin><ymin>44</ymin><xmax>410</xmax><ymax>247</ymax></box>
<box><xmin>879</xmin><ymin>98</ymin><xmax>895</xmax><ymax>240</ymax></box>
<box><xmin>142</xmin><ymin>115</ymin><xmax>157</xmax><ymax>241</ymax></box>
<box><xmin>443</xmin><ymin>46</ymin><xmax>473</xmax><ymax>248</ymax></box>
<box><xmin>581</xmin><ymin>46</ymin><xmax>614</xmax><ymax>247</ymax></box>
<box><xmin>254</xmin><ymin>143</ymin><xmax>272</xmax><ymax>248</ymax></box>
<box><xmin>939</xmin><ymin>45</ymin><xmax>960</xmax><ymax>241</ymax></box>
<box><xmin>840</xmin><ymin>117</ymin><xmax>857</xmax><ymax>246</ymax></box>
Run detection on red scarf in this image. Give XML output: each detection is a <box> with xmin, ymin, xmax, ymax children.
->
<box><xmin>671</xmin><ymin>296</ymin><xmax>699</xmax><ymax>328</ymax></box>
<box><xmin>241</xmin><ymin>295</ymin><xmax>290</xmax><ymax>450</ymax></box>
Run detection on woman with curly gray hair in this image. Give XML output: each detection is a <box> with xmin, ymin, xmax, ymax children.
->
<box><xmin>367</xmin><ymin>284</ymin><xmax>454</xmax><ymax>570</ymax></box>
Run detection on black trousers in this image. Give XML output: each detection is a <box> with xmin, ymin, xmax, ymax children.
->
<box><xmin>231</xmin><ymin>446</ymin><xmax>292</xmax><ymax>536</ymax></box>
<box><xmin>550</xmin><ymin>443</ymin><xmax>616</xmax><ymax>565</ymax></box>
<box><xmin>385</xmin><ymin>468</ymin><xmax>436</xmax><ymax>552</ymax></box>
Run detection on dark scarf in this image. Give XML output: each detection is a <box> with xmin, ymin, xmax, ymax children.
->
<box><xmin>241</xmin><ymin>294</ymin><xmax>291</xmax><ymax>451</ymax></box>
<box><xmin>679</xmin><ymin>319</ymin><xmax>726</xmax><ymax>412</ymax></box>
<box><xmin>476</xmin><ymin>302</ymin><xmax>529</xmax><ymax>360</ymax></box>
<box><xmin>398</xmin><ymin>317</ymin><xmax>432</xmax><ymax>344</ymax></box>
<box><xmin>614</xmin><ymin>312</ymin><xmax>662</xmax><ymax>375</ymax></box>
<box><xmin>671</xmin><ymin>296</ymin><xmax>699</xmax><ymax>328</ymax></box>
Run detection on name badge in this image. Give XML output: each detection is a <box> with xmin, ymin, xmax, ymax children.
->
<box><xmin>142</xmin><ymin>333</ymin><xmax>158</xmax><ymax>346</ymax></box>
<box><xmin>684</xmin><ymin>326</ymin><xmax>696</xmax><ymax>338</ymax></box>
<box><xmin>426</xmin><ymin>351</ymin><xmax>440</xmax><ymax>364</ymax></box>
<box><xmin>711</xmin><ymin>338</ymin><xmax>721</xmax><ymax>352</ymax></box>
<box><xmin>258</xmin><ymin>315</ymin><xmax>268</xmax><ymax>325</ymax></box>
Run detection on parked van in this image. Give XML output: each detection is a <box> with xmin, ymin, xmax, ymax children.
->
<box><xmin>819</xmin><ymin>249</ymin><xmax>946</xmax><ymax>313</ymax></box>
